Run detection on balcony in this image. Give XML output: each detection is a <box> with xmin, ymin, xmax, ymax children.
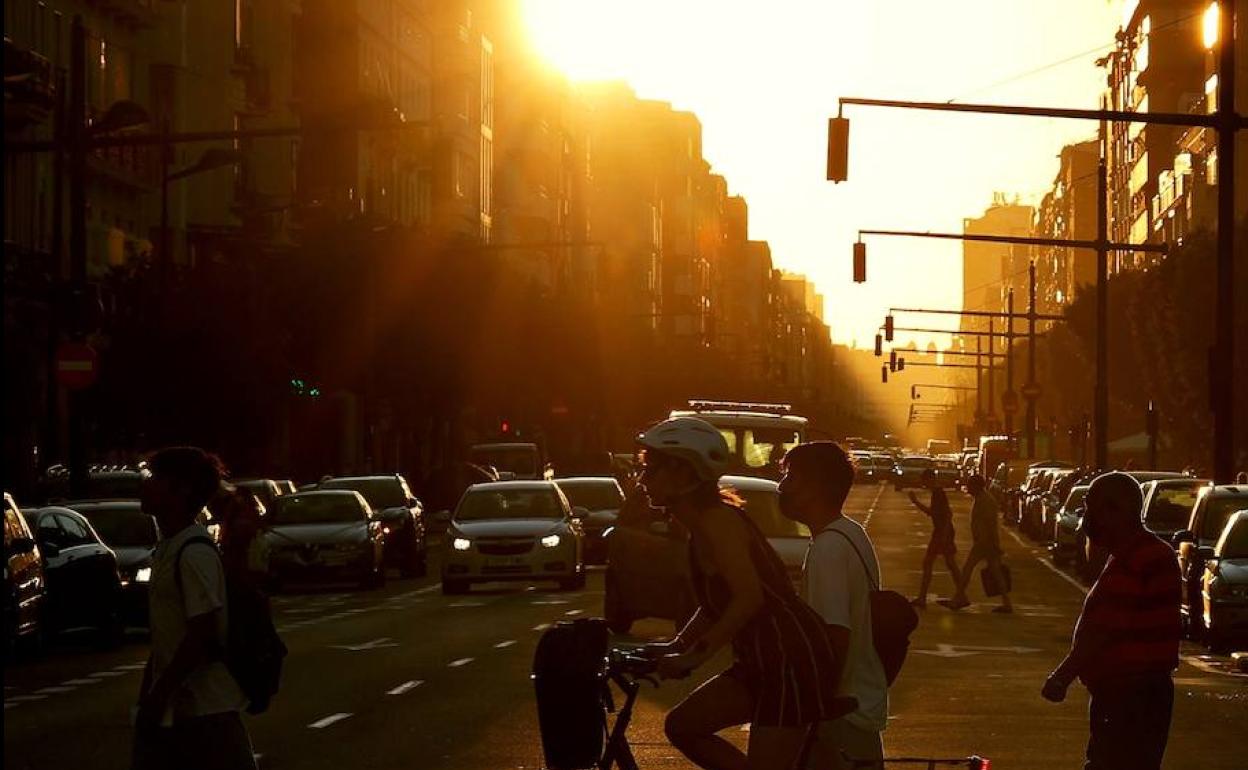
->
<box><xmin>4</xmin><ymin>37</ymin><xmax>57</xmax><ymax>130</ymax></box>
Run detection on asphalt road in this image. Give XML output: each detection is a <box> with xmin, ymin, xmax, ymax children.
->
<box><xmin>5</xmin><ymin>485</ymin><xmax>1246</xmax><ymax>769</ymax></box>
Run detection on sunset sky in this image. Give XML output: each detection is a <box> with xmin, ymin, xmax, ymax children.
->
<box><xmin>522</xmin><ymin>0</ymin><xmax>1130</xmax><ymax>351</ymax></box>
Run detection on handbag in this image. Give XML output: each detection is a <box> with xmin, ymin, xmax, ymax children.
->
<box><xmin>980</xmin><ymin>563</ymin><xmax>1012</xmax><ymax>597</ymax></box>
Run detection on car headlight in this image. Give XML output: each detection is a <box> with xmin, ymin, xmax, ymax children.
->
<box><xmin>134</xmin><ymin>567</ymin><xmax>152</xmax><ymax>583</ymax></box>
<box><xmin>541</xmin><ymin>534</ymin><xmax>561</xmax><ymax>548</ymax></box>
<box><xmin>452</xmin><ymin>537</ymin><xmax>472</xmax><ymax>551</ymax></box>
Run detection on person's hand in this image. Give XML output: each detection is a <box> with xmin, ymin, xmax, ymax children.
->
<box><xmin>656</xmin><ymin>649</ymin><xmax>707</xmax><ymax>680</ymax></box>
<box><xmin>1041</xmin><ymin>672</ymin><xmax>1071</xmax><ymax>703</ymax></box>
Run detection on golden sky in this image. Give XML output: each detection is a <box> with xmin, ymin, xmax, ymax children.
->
<box><xmin>523</xmin><ymin>0</ymin><xmax>1132</xmax><ymax>351</ymax></box>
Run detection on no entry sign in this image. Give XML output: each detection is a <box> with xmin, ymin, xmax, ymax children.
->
<box><xmin>56</xmin><ymin>341</ymin><xmax>98</xmax><ymax>390</ymax></box>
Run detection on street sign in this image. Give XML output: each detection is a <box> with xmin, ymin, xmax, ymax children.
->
<box><xmin>1021</xmin><ymin>382</ymin><xmax>1042</xmax><ymax>399</ymax></box>
<box><xmin>55</xmin><ymin>341</ymin><xmax>97</xmax><ymax>390</ymax></box>
<box><xmin>1001</xmin><ymin>390</ymin><xmax>1018</xmax><ymax>414</ymax></box>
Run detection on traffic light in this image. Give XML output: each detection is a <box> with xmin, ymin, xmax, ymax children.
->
<box><xmin>826</xmin><ymin>117</ymin><xmax>850</xmax><ymax>182</ymax></box>
<box><xmin>897</xmin><ymin>357</ymin><xmax>906</xmax><ymax>372</ymax></box>
<box><xmin>881</xmin><ymin>365</ymin><xmax>889</xmax><ymax>384</ymax></box>
<box><xmin>884</xmin><ymin>314</ymin><xmax>895</xmax><ymax>342</ymax></box>
<box><xmin>873</xmin><ymin>334</ymin><xmax>883</xmax><ymax>357</ymax></box>
<box><xmin>911</xmin><ymin>385</ymin><xmax>918</xmax><ymax>399</ymax></box>
<box><xmin>889</xmin><ymin>350</ymin><xmax>898</xmax><ymax>372</ymax></box>
<box><xmin>500</xmin><ymin>419</ymin><xmax>512</xmax><ymax>436</ymax></box>
<box><xmin>852</xmin><ymin>241</ymin><xmax>867</xmax><ymax>283</ymax></box>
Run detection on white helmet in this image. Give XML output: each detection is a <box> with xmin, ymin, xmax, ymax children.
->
<box><xmin>637</xmin><ymin>417</ymin><xmax>731</xmax><ymax>482</ymax></box>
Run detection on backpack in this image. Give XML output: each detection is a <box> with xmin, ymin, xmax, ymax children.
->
<box><xmin>531</xmin><ymin>618</ymin><xmax>611</xmax><ymax>770</ymax></box>
<box><xmin>825</xmin><ymin>528</ymin><xmax>919</xmax><ymax>686</ymax></box>
<box><xmin>175</xmin><ymin>536</ymin><xmax>287</xmax><ymax>714</ymax></box>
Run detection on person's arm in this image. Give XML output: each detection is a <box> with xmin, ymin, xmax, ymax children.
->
<box><xmin>807</xmin><ymin>534</ymin><xmax>854</xmax><ymax>685</ymax></box>
<box><xmin>908</xmin><ymin>492</ymin><xmax>931</xmax><ymax>515</ymax></box>
<box><xmin>1043</xmin><ymin>589</ymin><xmax>1112</xmax><ymax>702</ymax></box>
<box><xmin>658</xmin><ymin>513</ymin><xmax>763</xmax><ymax>678</ymax></box>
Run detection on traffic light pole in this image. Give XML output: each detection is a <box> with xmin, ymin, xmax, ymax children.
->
<box><xmin>1213</xmin><ymin>0</ymin><xmax>1238</xmax><ymax>483</ymax></box>
<box><xmin>1006</xmin><ymin>289</ymin><xmax>1015</xmax><ymax>436</ymax></box>
<box><xmin>67</xmin><ymin>17</ymin><xmax>87</xmax><ymax>499</ymax></box>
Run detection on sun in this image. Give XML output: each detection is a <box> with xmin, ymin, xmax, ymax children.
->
<box><xmin>521</xmin><ymin>0</ymin><xmax>674</xmax><ymax>82</ymax></box>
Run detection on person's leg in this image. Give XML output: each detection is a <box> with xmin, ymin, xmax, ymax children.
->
<box><xmin>985</xmin><ymin>553</ymin><xmax>1012</xmax><ymax>610</ymax></box>
<box><xmin>745</xmin><ymin>725</ymin><xmax>811</xmax><ymax>770</ymax></box>
<box><xmin>665</xmin><ymin>672</ymin><xmax>756</xmax><ymax>770</ymax></box>
<box><xmin>1115</xmin><ymin>676</ymin><xmax>1173</xmax><ymax>769</ymax></box>
<box><xmin>950</xmin><ymin>547</ymin><xmax>983</xmax><ymax>605</ymax></box>
<box><xmin>130</xmin><ymin>726</ymin><xmax>174</xmax><ymax>770</ymax></box>
<box><xmin>942</xmin><ymin>551</ymin><xmax>963</xmax><ymax>593</ymax></box>
<box><xmin>807</xmin><ymin>718</ymin><xmax>884</xmax><ymax>770</ymax></box>
<box><xmin>914</xmin><ymin>553</ymin><xmax>936</xmax><ymax>605</ymax></box>
<box><xmin>172</xmin><ymin>712</ymin><xmax>258</xmax><ymax>770</ymax></box>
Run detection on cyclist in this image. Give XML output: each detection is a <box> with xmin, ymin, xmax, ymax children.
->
<box><xmin>636</xmin><ymin>417</ymin><xmax>853</xmax><ymax>770</ymax></box>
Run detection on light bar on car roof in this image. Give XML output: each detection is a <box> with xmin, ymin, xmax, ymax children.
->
<box><xmin>686</xmin><ymin>400</ymin><xmax>793</xmax><ymax>414</ymax></box>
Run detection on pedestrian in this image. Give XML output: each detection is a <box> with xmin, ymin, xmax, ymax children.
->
<box><xmin>943</xmin><ymin>474</ymin><xmax>1013</xmax><ymax>613</ymax></box>
<box><xmin>908</xmin><ymin>468</ymin><xmax>962</xmax><ymax>609</ymax></box>
<box><xmin>1042</xmin><ymin>471</ymin><xmax>1181</xmax><ymax>770</ymax></box>
<box><xmin>635</xmin><ymin>418</ymin><xmax>854</xmax><ymax>770</ymax></box>
<box><xmin>132</xmin><ymin>447</ymin><xmax>256</xmax><ymax>770</ymax></box>
<box><xmin>216</xmin><ymin>487</ymin><xmax>270</xmax><ymax>588</ymax></box>
<box><xmin>780</xmin><ymin>441</ymin><xmax>888</xmax><ymax>770</ymax></box>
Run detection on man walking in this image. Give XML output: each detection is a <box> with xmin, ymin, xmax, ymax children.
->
<box><xmin>779</xmin><ymin>442</ymin><xmax>887</xmax><ymax>769</ymax></box>
<box><xmin>132</xmin><ymin>447</ymin><xmax>256</xmax><ymax>770</ymax></box>
<box><xmin>1042</xmin><ymin>472</ymin><xmax>1181</xmax><ymax>770</ymax></box>
<box><xmin>908</xmin><ymin>469</ymin><xmax>962</xmax><ymax>608</ymax></box>
<box><xmin>943</xmin><ymin>475</ymin><xmax>1012</xmax><ymax>613</ymax></box>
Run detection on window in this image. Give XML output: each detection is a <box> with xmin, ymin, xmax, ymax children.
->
<box><xmin>35</xmin><ymin>515</ymin><xmax>64</xmax><ymax>547</ymax></box>
<box><xmin>56</xmin><ymin>513</ymin><xmax>94</xmax><ymax>547</ymax></box>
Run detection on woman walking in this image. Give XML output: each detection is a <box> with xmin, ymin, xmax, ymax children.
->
<box><xmin>908</xmin><ymin>469</ymin><xmax>962</xmax><ymax>608</ymax></box>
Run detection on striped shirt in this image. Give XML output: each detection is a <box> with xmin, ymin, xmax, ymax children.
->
<box><xmin>1078</xmin><ymin>531</ymin><xmax>1181</xmax><ymax>687</ymax></box>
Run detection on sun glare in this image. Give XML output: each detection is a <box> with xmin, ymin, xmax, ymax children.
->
<box><xmin>522</xmin><ymin>0</ymin><xmax>626</xmax><ymax>80</ymax></box>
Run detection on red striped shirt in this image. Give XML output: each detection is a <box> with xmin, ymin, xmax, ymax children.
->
<box><xmin>1079</xmin><ymin>531</ymin><xmax>1182</xmax><ymax>686</ymax></box>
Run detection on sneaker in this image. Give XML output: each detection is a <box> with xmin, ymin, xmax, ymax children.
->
<box><xmin>939</xmin><ymin>598</ymin><xmax>971</xmax><ymax>611</ymax></box>
<box><xmin>992</xmin><ymin>605</ymin><xmax>1014</xmax><ymax>614</ymax></box>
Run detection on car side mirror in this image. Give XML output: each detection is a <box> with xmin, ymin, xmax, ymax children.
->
<box><xmin>1172</xmin><ymin>530</ymin><xmax>1195</xmax><ymax>548</ymax></box>
<box><xmin>647</xmin><ymin>520</ymin><xmax>671</xmax><ymax>537</ymax></box>
<box><xmin>9</xmin><ymin>536</ymin><xmax>36</xmax><ymax>555</ymax></box>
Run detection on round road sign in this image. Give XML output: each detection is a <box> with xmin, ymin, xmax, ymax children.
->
<box><xmin>55</xmin><ymin>341</ymin><xmax>98</xmax><ymax>390</ymax></box>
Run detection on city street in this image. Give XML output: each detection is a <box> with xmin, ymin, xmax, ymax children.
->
<box><xmin>5</xmin><ymin>484</ymin><xmax>1246</xmax><ymax>770</ymax></box>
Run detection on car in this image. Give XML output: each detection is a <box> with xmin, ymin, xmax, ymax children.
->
<box><xmin>442</xmin><ymin>481</ymin><xmax>586</xmax><ymax>595</ymax></box>
<box><xmin>468</xmin><ymin>443</ymin><xmax>545</xmax><ymax>481</ymax></box>
<box><xmin>317</xmin><ymin>475</ymin><xmax>427</xmax><ymax>577</ymax></box>
<box><xmin>265</xmin><ymin>491</ymin><xmax>385</xmax><ymax>589</ymax></box>
<box><xmin>1200</xmin><ymin>510</ymin><xmax>1248</xmax><ymax>652</ymax></box>
<box><xmin>1050</xmin><ymin>485</ymin><xmax>1090</xmax><ymax>566</ymax></box>
<box><xmin>554</xmin><ymin>477</ymin><xmax>625</xmax><ymax>565</ymax></box>
<box><xmin>1140</xmin><ymin>478</ymin><xmax>1212</xmax><ymax>544</ymax></box>
<box><xmin>24</xmin><ymin>506</ymin><xmax>123</xmax><ymax>646</ymax></box>
<box><xmin>851</xmin><ymin>453</ymin><xmax>887</xmax><ymax>484</ymax></box>
<box><xmin>40</xmin><ymin>467</ymin><xmax>147</xmax><ymax>504</ymax></box>
<box><xmin>230</xmin><ymin>479</ymin><xmax>284</xmax><ymax>512</ymax></box>
<box><xmin>69</xmin><ymin>500</ymin><xmax>160</xmax><ymax>626</ymax></box>
<box><xmin>276</xmin><ymin>480</ymin><xmax>298</xmax><ymax>495</ymax></box>
<box><xmin>1036</xmin><ymin>469</ymin><xmax>1077</xmax><ymax>542</ymax></box>
<box><xmin>932</xmin><ymin>459</ymin><xmax>960</xmax><ymax>488</ymax></box>
<box><xmin>723</xmin><ymin>476</ymin><xmax>810</xmax><ymax>584</ymax></box>
<box><xmin>991</xmin><ymin>459</ymin><xmax>1034</xmax><ymax>525</ymax></box>
<box><xmin>1021</xmin><ymin>468</ymin><xmax>1066</xmax><ymax>540</ymax></box>
<box><xmin>4</xmin><ymin>493</ymin><xmax>46</xmax><ymax>653</ymax></box>
<box><xmin>892</xmin><ymin>455</ymin><xmax>935</xmax><ymax>490</ymax></box>
<box><xmin>1174</xmin><ymin>484</ymin><xmax>1248</xmax><ymax>638</ymax></box>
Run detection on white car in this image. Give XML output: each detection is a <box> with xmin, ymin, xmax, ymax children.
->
<box><xmin>720</xmin><ymin>475</ymin><xmax>810</xmax><ymax>584</ymax></box>
<box><xmin>442</xmin><ymin>481</ymin><xmax>586</xmax><ymax>594</ymax></box>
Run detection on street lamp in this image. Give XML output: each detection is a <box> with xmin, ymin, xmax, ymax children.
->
<box><xmin>160</xmin><ymin>146</ymin><xmax>245</xmax><ymax>269</ymax></box>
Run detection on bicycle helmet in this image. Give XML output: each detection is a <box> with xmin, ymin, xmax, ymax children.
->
<box><xmin>636</xmin><ymin>417</ymin><xmax>731</xmax><ymax>482</ymax></box>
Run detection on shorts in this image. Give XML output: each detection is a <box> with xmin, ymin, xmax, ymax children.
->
<box><xmin>925</xmin><ymin>533</ymin><xmax>956</xmax><ymax>559</ymax></box>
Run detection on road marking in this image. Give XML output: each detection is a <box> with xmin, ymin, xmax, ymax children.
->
<box><xmin>35</xmin><ymin>686</ymin><xmax>75</xmax><ymax>694</ymax></box>
<box><xmin>415</xmin><ymin>584</ymin><xmax>440</xmax><ymax>594</ymax></box>
<box><xmin>331</xmin><ymin>637</ymin><xmax>399</xmax><ymax>652</ymax></box>
<box><xmin>448</xmin><ymin>657</ymin><xmax>475</xmax><ymax>668</ymax></box>
<box><xmin>115</xmin><ymin>663</ymin><xmax>148</xmax><ymax>671</ymax></box>
<box><xmin>308</xmin><ymin>713</ymin><xmax>352</xmax><ymax>729</ymax></box>
<box><xmin>90</xmin><ymin>670</ymin><xmax>127</xmax><ymax>678</ymax></box>
<box><xmin>863</xmin><ymin>484</ymin><xmax>887</xmax><ymax>528</ymax></box>
<box><xmin>1005</xmin><ymin>529</ymin><xmax>1088</xmax><ymax>595</ymax></box>
<box><xmin>6</xmin><ymin>695</ymin><xmax>47</xmax><ymax>703</ymax></box>
<box><xmin>61</xmin><ymin>678</ymin><xmax>99</xmax><ymax>686</ymax></box>
<box><xmin>494</xmin><ymin>640</ymin><xmax>517</xmax><ymax>649</ymax></box>
<box><xmin>531</xmin><ymin>599</ymin><xmax>569</xmax><ymax>605</ymax></box>
<box><xmin>911</xmin><ymin>643</ymin><xmax>1041</xmax><ymax>658</ymax></box>
<box><xmin>564</xmin><ymin>609</ymin><xmax>584</xmax><ymax>616</ymax></box>
<box><xmin>533</xmin><ymin>623</ymin><xmax>552</xmax><ymax>631</ymax></box>
<box><xmin>449</xmin><ymin>601</ymin><xmax>485</xmax><ymax>607</ymax></box>
<box><xmin>386</xmin><ymin>680</ymin><xmax>424</xmax><ymax>696</ymax></box>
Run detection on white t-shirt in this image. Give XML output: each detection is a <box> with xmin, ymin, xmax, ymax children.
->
<box><xmin>802</xmin><ymin>516</ymin><xmax>889</xmax><ymax>732</ymax></box>
<box><xmin>148</xmin><ymin>523</ymin><xmax>246</xmax><ymax>724</ymax></box>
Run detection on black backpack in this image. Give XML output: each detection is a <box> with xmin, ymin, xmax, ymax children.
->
<box><xmin>826</xmin><ymin>528</ymin><xmax>919</xmax><ymax>686</ymax></box>
<box><xmin>532</xmin><ymin>618</ymin><xmax>611</xmax><ymax>770</ymax></box>
<box><xmin>175</xmin><ymin>536</ymin><xmax>287</xmax><ymax>714</ymax></box>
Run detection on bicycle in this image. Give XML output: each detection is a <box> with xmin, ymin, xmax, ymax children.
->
<box><xmin>589</xmin><ymin>648</ymin><xmax>992</xmax><ymax>770</ymax></box>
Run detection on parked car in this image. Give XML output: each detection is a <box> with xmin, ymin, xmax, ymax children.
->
<box><xmin>892</xmin><ymin>455</ymin><xmax>935</xmax><ymax>491</ymax></box>
<box><xmin>991</xmin><ymin>459</ymin><xmax>1033</xmax><ymax>525</ymax></box>
<box><xmin>1175</xmin><ymin>484</ymin><xmax>1248</xmax><ymax>638</ymax></box>
<box><xmin>1201</xmin><ymin>510</ymin><xmax>1248</xmax><ymax>652</ymax></box>
<box><xmin>4</xmin><ymin>493</ymin><xmax>46</xmax><ymax>653</ymax></box>
<box><xmin>1140</xmin><ymin>478</ymin><xmax>1212</xmax><ymax>544</ymax></box>
<box><xmin>70</xmin><ymin>501</ymin><xmax>159</xmax><ymax>626</ymax></box>
<box><xmin>265</xmin><ymin>491</ymin><xmax>385</xmax><ymax>589</ymax></box>
<box><xmin>276</xmin><ymin>480</ymin><xmax>298</xmax><ymax>495</ymax></box>
<box><xmin>442</xmin><ymin>481</ymin><xmax>585</xmax><ymax>595</ymax></box>
<box><xmin>317</xmin><ymin>475</ymin><xmax>427</xmax><ymax>577</ymax></box>
<box><xmin>1050</xmin><ymin>485</ymin><xmax>1090</xmax><ymax>566</ymax></box>
<box><xmin>1036</xmin><ymin>469</ymin><xmax>1077</xmax><ymax>543</ymax></box>
<box><xmin>25</xmin><ymin>506</ymin><xmax>123</xmax><ymax>646</ymax></box>
<box><xmin>554</xmin><ymin>477</ymin><xmax>624</xmax><ymax>565</ymax></box>
<box><xmin>1020</xmin><ymin>469</ymin><xmax>1060</xmax><ymax>540</ymax></box>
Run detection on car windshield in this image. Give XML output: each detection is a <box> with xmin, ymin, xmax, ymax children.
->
<box><xmin>737</xmin><ymin>489</ymin><xmax>809</xmax><ymax>538</ymax></box>
<box><xmin>556</xmin><ymin>482</ymin><xmax>623</xmax><ymax>511</ymax></box>
<box><xmin>319</xmin><ymin>478</ymin><xmax>406</xmax><ymax>509</ymax></box>
<box><xmin>1200</xmin><ymin>497</ymin><xmax>1248</xmax><ymax>541</ymax></box>
<box><xmin>1063</xmin><ymin>488</ymin><xmax>1088</xmax><ymax>512</ymax></box>
<box><xmin>1145</xmin><ymin>485</ymin><xmax>1204</xmax><ymax>529</ymax></box>
<box><xmin>470</xmin><ymin>448</ymin><xmax>538</xmax><ymax>476</ymax></box>
<box><xmin>1217</xmin><ymin>519</ymin><xmax>1248</xmax><ymax>558</ymax></box>
<box><xmin>901</xmin><ymin>457</ymin><xmax>933</xmax><ymax>469</ymax></box>
<box><xmin>79</xmin><ymin>507</ymin><xmax>158</xmax><ymax>547</ymax></box>
<box><xmin>456</xmin><ymin>489</ymin><xmax>564</xmax><ymax>521</ymax></box>
<box><xmin>271</xmin><ymin>495</ymin><xmax>363</xmax><ymax>525</ymax></box>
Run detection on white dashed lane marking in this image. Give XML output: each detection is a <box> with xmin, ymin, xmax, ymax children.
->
<box><xmin>564</xmin><ymin>609</ymin><xmax>583</xmax><ymax>616</ymax></box>
<box><xmin>35</xmin><ymin>687</ymin><xmax>75</xmax><ymax>694</ymax></box>
<box><xmin>61</xmin><ymin>678</ymin><xmax>99</xmax><ymax>686</ymax></box>
<box><xmin>308</xmin><ymin>713</ymin><xmax>352</xmax><ymax>729</ymax></box>
<box><xmin>447</xmin><ymin>657</ymin><xmax>475</xmax><ymax>668</ymax></box>
<box><xmin>533</xmin><ymin>623</ymin><xmax>552</xmax><ymax>631</ymax></box>
<box><xmin>494</xmin><ymin>640</ymin><xmax>517</xmax><ymax>649</ymax></box>
<box><xmin>90</xmin><ymin>670</ymin><xmax>128</xmax><ymax>678</ymax></box>
<box><xmin>386</xmin><ymin>680</ymin><xmax>423</xmax><ymax>696</ymax></box>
